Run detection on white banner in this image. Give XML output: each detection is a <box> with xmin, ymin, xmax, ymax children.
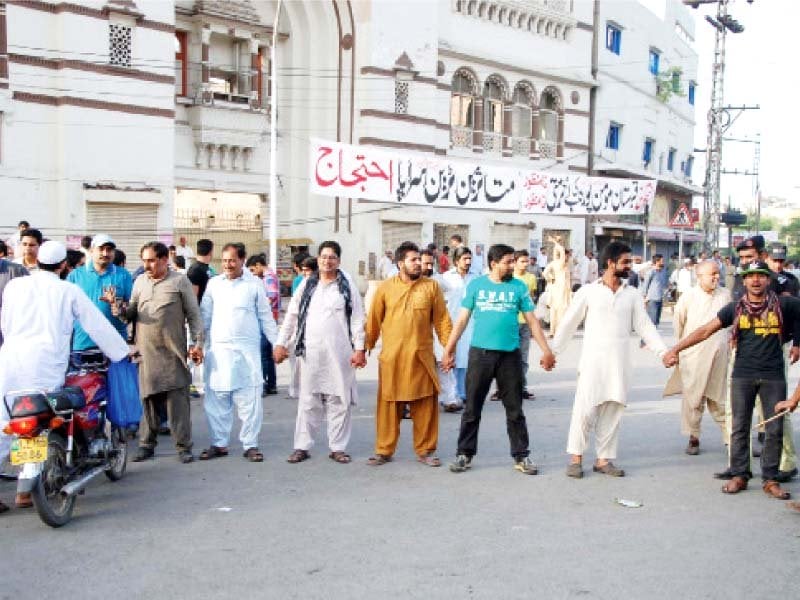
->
<box><xmin>310</xmin><ymin>138</ymin><xmax>655</xmax><ymax>215</ymax></box>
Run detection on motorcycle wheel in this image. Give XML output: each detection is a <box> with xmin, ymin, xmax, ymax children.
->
<box><xmin>104</xmin><ymin>426</ymin><xmax>128</xmax><ymax>482</ymax></box>
<box><xmin>32</xmin><ymin>432</ymin><xmax>76</xmax><ymax>528</ymax></box>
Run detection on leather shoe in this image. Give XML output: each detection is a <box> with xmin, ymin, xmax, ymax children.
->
<box><xmin>685</xmin><ymin>437</ymin><xmax>700</xmax><ymax>456</ymax></box>
<box><xmin>775</xmin><ymin>467</ymin><xmax>798</xmax><ymax>483</ymax></box>
<box><xmin>713</xmin><ymin>468</ymin><xmax>734</xmax><ymax>480</ymax></box>
<box><xmin>132</xmin><ymin>447</ymin><xmax>155</xmax><ymax>462</ymax></box>
<box><xmin>721</xmin><ymin>476</ymin><xmax>748</xmax><ymax>494</ymax></box>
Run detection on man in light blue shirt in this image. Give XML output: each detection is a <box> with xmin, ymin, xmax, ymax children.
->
<box><xmin>68</xmin><ymin>234</ymin><xmax>132</xmax><ymax>350</ymax></box>
<box><xmin>641</xmin><ymin>254</ymin><xmax>669</xmax><ymax>328</ymax></box>
<box><xmin>199</xmin><ymin>243</ymin><xmax>278</xmax><ymax>463</ymax></box>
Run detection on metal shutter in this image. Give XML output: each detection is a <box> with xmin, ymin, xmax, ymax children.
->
<box><xmin>86</xmin><ymin>202</ymin><xmax>158</xmax><ymax>260</ymax></box>
<box><xmin>381</xmin><ymin>221</ymin><xmax>422</xmax><ymax>254</ymax></box>
<box><xmin>489</xmin><ymin>223</ymin><xmax>530</xmax><ymax>251</ymax></box>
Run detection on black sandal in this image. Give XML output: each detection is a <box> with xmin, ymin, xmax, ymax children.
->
<box><xmin>199</xmin><ymin>446</ymin><xmax>229</xmax><ymax>460</ymax></box>
<box><xmin>243</xmin><ymin>448</ymin><xmax>264</xmax><ymax>462</ymax></box>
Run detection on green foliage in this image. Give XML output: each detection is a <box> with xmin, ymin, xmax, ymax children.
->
<box><xmin>780</xmin><ymin>219</ymin><xmax>800</xmax><ymax>257</ymax></box>
<box><xmin>656</xmin><ymin>67</ymin><xmax>685</xmax><ymax>103</ymax></box>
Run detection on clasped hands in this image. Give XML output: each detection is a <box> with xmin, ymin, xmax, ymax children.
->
<box><xmin>440</xmin><ymin>350</ymin><xmax>556</xmax><ymax>372</ymax></box>
<box><xmin>272</xmin><ymin>345</ymin><xmax>367</xmax><ymax>369</ymax></box>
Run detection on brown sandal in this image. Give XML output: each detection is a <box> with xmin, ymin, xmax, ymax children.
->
<box><xmin>243</xmin><ymin>447</ymin><xmax>264</xmax><ymax>462</ymax></box>
<box><xmin>366</xmin><ymin>454</ymin><xmax>392</xmax><ymax>466</ymax></box>
<box><xmin>417</xmin><ymin>454</ymin><xmax>442</xmax><ymax>467</ymax></box>
<box><xmin>721</xmin><ymin>476</ymin><xmax>748</xmax><ymax>494</ymax></box>
<box><xmin>329</xmin><ymin>451</ymin><xmax>351</xmax><ymax>464</ymax></box>
<box><xmin>287</xmin><ymin>449</ymin><xmax>310</xmax><ymax>463</ymax></box>
<box><xmin>199</xmin><ymin>446</ymin><xmax>229</xmax><ymax>460</ymax></box>
<box><xmin>763</xmin><ymin>480</ymin><xmax>791</xmax><ymax>500</ymax></box>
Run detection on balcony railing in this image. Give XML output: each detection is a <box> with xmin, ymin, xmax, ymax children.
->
<box><xmin>451</xmin><ymin>126</ymin><xmax>473</xmax><ymax>149</ymax></box>
<box><xmin>482</xmin><ymin>132</ymin><xmax>502</xmax><ymax>154</ymax></box>
<box><xmin>512</xmin><ymin>137</ymin><xmax>531</xmax><ymax>157</ymax></box>
<box><xmin>538</xmin><ymin>139</ymin><xmax>556</xmax><ymax>159</ymax></box>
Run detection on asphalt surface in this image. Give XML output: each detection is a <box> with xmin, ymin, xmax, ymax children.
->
<box><xmin>2</xmin><ymin>313</ymin><xmax>799</xmax><ymax>599</ymax></box>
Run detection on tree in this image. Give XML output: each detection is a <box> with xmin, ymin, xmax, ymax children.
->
<box><xmin>780</xmin><ymin>220</ymin><xmax>800</xmax><ymax>258</ymax></box>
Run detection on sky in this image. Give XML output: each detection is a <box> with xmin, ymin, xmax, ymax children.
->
<box><xmin>689</xmin><ymin>0</ymin><xmax>800</xmax><ymax>211</ymax></box>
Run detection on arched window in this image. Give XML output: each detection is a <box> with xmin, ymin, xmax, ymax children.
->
<box><xmin>450</xmin><ymin>70</ymin><xmax>477</xmax><ymax>148</ymax></box>
<box><xmin>539</xmin><ymin>89</ymin><xmax>561</xmax><ymax>159</ymax></box>
<box><xmin>512</xmin><ymin>83</ymin><xmax>534</xmax><ymax>156</ymax></box>
<box><xmin>483</xmin><ymin>77</ymin><xmax>505</xmax><ymax>153</ymax></box>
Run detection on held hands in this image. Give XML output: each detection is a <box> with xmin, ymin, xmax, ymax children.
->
<box><xmin>662</xmin><ymin>348</ymin><xmax>679</xmax><ymax>368</ymax></box>
<box><xmin>440</xmin><ymin>350</ymin><xmax>455</xmax><ymax>372</ymax></box>
<box><xmin>273</xmin><ymin>345</ymin><xmax>289</xmax><ymax>364</ymax></box>
<box><xmin>350</xmin><ymin>350</ymin><xmax>367</xmax><ymax>369</ymax></box>
<box><xmin>188</xmin><ymin>346</ymin><xmax>204</xmax><ymax>365</ymax></box>
<box><xmin>539</xmin><ymin>351</ymin><xmax>556</xmax><ymax>371</ymax></box>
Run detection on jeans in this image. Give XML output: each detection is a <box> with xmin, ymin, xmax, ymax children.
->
<box><xmin>730</xmin><ymin>377</ymin><xmax>786</xmax><ymax>481</ymax></box>
<box><xmin>260</xmin><ymin>334</ymin><xmax>277</xmax><ymax>390</ymax></box>
<box><xmin>518</xmin><ymin>323</ymin><xmax>531</xmax><ymax>389</ymax></box>
<box><xmin>456</xmin><ymin>347</ymin><xmax>529</xmax><ymax>459</ymax></box>
<box><xmin>454</xmin><ymin>367</ymin><xmax>467</xmax><ymax>401</ymax></box>
<box><xmin>645</xmin><ymin>300</ymin><xmax>663</xmax><ymax>327</ymax></box>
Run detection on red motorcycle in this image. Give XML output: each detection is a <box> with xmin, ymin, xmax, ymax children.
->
<box><xmin>3</xmin><ymin>350</ymin><xmax>128</xmax><ymax>527</ymax></box>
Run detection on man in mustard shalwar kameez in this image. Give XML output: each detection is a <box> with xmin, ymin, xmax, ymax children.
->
<box><xmin>365</xmin><ymin>242</ymin><xmax>452</xmax><ymax>466</ymax></box>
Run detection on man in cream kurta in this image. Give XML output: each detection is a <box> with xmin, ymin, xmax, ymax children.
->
<box><xmin>275</xmin><ymin>241</ymin><xmax>366</xmax><ymax>464</ymax></box>
<box><xmin>552</xmin><ymin>241</ymin><xmax>667</xmax><ymax>479</ymax></box>
<box><xmin>200</xmin><ymin>244</ymin><xmax>277</xmax><ymax>463</ymax></box>
<box><xmin>663</xmin><ymin>260</ymin><xmax>731</xmax><ymax>455</ymax></box>
<box><xmin>365</xmin><ymin>242</ymin><xmax>452</xmax><ymax>466</ymax></box>
<box><xmin>440</xmin><ymin>248</ymin><xmax>476</xmax><ymax>409</ymax></box>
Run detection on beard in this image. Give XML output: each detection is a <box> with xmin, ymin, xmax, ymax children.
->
<box><xmin>615</xmin><ymin>268</ymin><xmax>631</xmax><ymax>279</ymax></box>
<box><xmin>500</xmin><ymin>272</ymin><xmax>513</xmax><ymax>282</ymax></box>
<box><xmin>422</xmin><ymin>268</ymin><xmax>433</xmax><ymax>277</ymax></box>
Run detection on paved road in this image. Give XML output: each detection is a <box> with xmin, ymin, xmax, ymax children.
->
<box><xmin>2</xmin><ymin>315</ymin><xmax>799</xmax><ymax>599</ymax></box>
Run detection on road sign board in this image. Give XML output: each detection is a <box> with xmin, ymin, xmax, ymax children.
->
<box><xmin>670</xmin><ymin>203</ymin><xmax>694</xmax><ymax>228</ymax></box>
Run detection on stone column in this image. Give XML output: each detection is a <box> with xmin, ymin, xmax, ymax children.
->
<box><xmin>250</xmin><ymin>37</ymin><xmax>260</xmax><ymax>108</ymax></box>
<box><xmin>530</xmin><ymin>108</ymin><xmax>541</xmax><ymax>159</ymax></box>
<box><xmin>557</xmin><ymin>112</ymin><xmax>565</xmax><ymax>159</ymax></box>
<box><xmin>201</xmin><ymin>25</ymin><xmax>211</xmax><ymax>101</ymax></box>
<box><xmin>472</xmin><ymin>98</ymin><xmax>484</xmax><ymax>154</ymax></box>
<box><xmin>502</xmin><ymin>101</ymin><xmax>513</xmax><ymax>157</ymax></box>
<box><xmin>0</xmin><ymin>3</ymin><xmax>8</xmax><ymax>82</ymax></box>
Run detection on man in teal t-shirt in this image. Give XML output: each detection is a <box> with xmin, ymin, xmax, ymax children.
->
<box><xmin>442</xmin><ymin>244</ymin><xmax>555</xmax><ymax>475</ymax></box>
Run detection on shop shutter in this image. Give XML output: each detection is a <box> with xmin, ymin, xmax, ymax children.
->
<box><xmin>86</xmin><ymin>202</ymin><xmax>158</xmax><ymax>260</ymax></box>
<box><xmin>381</xmin><ymin>221</ymin><xmax>423</xmax><ymax>254</ymax></box>
<box><xmin>489</xmin><ymin>223</ymin><xmax>530</xmax><ymax>251</ymax></box>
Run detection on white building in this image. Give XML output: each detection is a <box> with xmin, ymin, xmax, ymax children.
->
<box><xmin>592</xmin><ymin>0</ymin><xmax>703</xmax><ymax>258</ymax></box>
<box><xmin>1</xmin><ymin>0</ymin><xmax>666</xmax><ymax>288</ymax></box>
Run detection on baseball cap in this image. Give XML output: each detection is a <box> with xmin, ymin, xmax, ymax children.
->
<box><xmin>736</xmin><ymin>235</ymin><xmax>765</xmax><ymax>252</ymax></box>
<box><xmin>91</xmin><ymin>234</ymin><xmax>116</xmax><ymax>249</ymax></box>
<box><xmin>38</xmin><ymin>241</ymin><xmax>67</xmax><ymax>265</ymax></box>
<box><xmin>740</xmin><ymin>260</ymin><xmax>771</xmax><ymax>277</ymax></box>
<box><xmin>770</xmin><ymin>245</ymin><xmax>788</xmax><ymax>260</ymax></box>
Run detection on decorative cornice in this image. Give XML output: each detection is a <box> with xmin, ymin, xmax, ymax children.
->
<box><xmin>12</xmin><ymin>91</ymin><xmax>174</xmax><ymax>118</ymax></box>
<box><xmin>9</xmin><ymin>53</ymin><xmax>173</xmax><ymax>84</ymax></box>
<box><xmin>8</xmin><ymin>1</ymin><xmax>173</xmax><ymax>32</ymax></box>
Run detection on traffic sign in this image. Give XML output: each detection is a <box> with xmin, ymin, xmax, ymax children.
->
<box><xmin>670</xmin><ymin>203</ymin><xmax>694</xmax><ymax>228</ymax></box>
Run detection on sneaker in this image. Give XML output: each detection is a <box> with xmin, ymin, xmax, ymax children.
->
<box><xmin>685</xmin><ymin>436</ymin><xmax>700</xmax><ymax>456</ymax></box>
<box><xmin>449</xmin><ymin>454</ymin><xmax>473</xmax><ymax>473</ymax></box>
<box><xmin>514</xmin><ymin>457</ymin><xmax>538</xmax><ymax>475</ymax></box>
<box><xmin>132</xmin><ymin>447</ymin><xmax>155</xmax><ymax>462</ymax></box>
<box><xmin>189</xmin><ymin>384</ymin><xmax>201</xmax><ymax>398</ymax></box>
<box><xmin>178</xmin><ymin>450</ymin><xmax>194</xmax><ymax>464</ymax></box>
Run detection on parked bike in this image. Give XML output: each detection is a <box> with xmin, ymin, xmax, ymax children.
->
<box><xmin>2</xmin><ymin>350</ymin><xmax>128</xmax><ymax>527</ymax></box>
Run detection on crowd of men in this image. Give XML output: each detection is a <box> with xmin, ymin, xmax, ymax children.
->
<box><xmin>1</xmin><ymin>220</ymin><xmax>799</xmax><ymax>516</ymax></box>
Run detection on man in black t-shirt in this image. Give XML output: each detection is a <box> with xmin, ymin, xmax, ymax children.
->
<box><xmin>664</xmin><ymin>260</ymin><xmax>800</xmax><ymax>500</ymax></box>
<box><xmin>186</xmin><ymin>239</ymin><xmax>214</xmax><ymax>303</ymax></box>
<box><xmin>768</xmin><ymin>245</ymin><xmax>800</xmax><ymax>298</ymax></box>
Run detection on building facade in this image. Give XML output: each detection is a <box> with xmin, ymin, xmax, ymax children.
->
<box><xmin>1</xmin><ymin>1</ymin><xmax>699</xmax><ymax>287</ymax></box>
<box><xmin>592</xmin><ymin>0</ymin><xmax>703</xmax><ymax>258</ymax></box>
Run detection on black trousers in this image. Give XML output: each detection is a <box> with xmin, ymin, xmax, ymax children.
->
<box><xmin>730</xmin><ymin>377</ymin><xmax>786</xmax><ymax>481</ymax></box>
<box><xmin>456</xmin><ymin>347</ymin><xmax>529</xmax><ymax>460</ymax></box>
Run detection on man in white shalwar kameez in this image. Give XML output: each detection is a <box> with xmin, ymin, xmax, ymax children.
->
<box><xmin>422</xmin><ymin>251</ymin><xmax>458</xmax><ymax>411</ymax></box>
<box><xmin>440</xmin><ymin>247</ymin><xmax>476</xmax><ymax>408</ymax></box>
<box><xmin>552</xmin><ymin>241</ymin><xmax>667</xmax><ymax>479</ymax></box>
<box><xmin>199</xmin><ymin>244</ymin><xmax>277</xmax><ymax>463</ymax></box>
<box><xmin>0</xmin><ymin>242</ymin><xmax>129</xmax><ymax>512</ymax></box>
<box><xmin>663</xmin><ymin>260</ymin><xmax>731</xmax><ymax>455</ymax></box>
<box><xmin>275</xmin><ymin>241</ymin><xmax>366</xmax><ymax>464</ymax></box>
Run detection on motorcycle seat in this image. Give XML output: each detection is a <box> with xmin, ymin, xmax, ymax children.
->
<box><xmin>47</xmin><ymin>387</ymin><xmax>86</xmax><ymax>411</ymax></box>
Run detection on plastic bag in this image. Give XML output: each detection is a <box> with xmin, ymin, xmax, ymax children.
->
<box><xmin>106</xmin><ymin>358</ymin><xmax>142</xmax><ymax>428</ymax></box>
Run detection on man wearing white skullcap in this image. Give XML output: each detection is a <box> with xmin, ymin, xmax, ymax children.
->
<box><xmin>0</xmin><ymin>241</ymin><xmax>129</xmax><ymax>513</ymax></box>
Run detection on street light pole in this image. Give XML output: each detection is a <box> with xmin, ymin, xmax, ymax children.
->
<box><xmin>268</xmin><ymin>0</ymin><xmax>282</xmax><ymax>272</ymax></box>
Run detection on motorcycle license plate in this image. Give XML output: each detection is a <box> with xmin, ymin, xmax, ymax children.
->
<box><xmin>10</xmin><ymin>436</ymin><xmax>48</xmax><ymax>465</ymax></box>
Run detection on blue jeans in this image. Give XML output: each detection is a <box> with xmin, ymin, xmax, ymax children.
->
<box><xmin>260</xmin><ymin>335</ymin><xmax>277</xmax><ymax>390</ymax></box>
<box><xmin>645</xmin><ymin>300</ymin><xmax>663</xmax><ymax>327</ymax></box>
<box><xmin>455</xmin><ymin>368</ymin><xmax>467</xmax><ymax>401</ymax></box>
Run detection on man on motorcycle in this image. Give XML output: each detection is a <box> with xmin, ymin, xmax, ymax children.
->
<box><xmin>0</xmin><ymin>241</ymin><xmax>129</xmax><ymax>513</ymax></box>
